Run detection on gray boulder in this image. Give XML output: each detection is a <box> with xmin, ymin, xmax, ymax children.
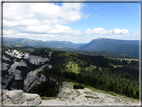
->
<box><xmin>2</xmin><ymin>89</ymin><xmax>42</xmax><ymax>106</ymax></box>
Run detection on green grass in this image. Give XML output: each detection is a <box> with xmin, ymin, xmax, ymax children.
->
<box><xmin>24</xmin><ymin>48</ymin><xmax>35</xmax><ymax>52</ymax></box>
<box><xmin>66</xmin><ymin>61</ymin><xmax>79</xmax><ymax>74</ymax></box>
<box><xmin>85</xmin><ymin>65</ymin><xmax>96</xmax><ymax>71</ymax></box>
<box><xmin>106</xmin><ymin>91</ymin><xmax>117</xmax><ymax>96</ymax></box>
<box><xmin>66</xmin><ymin>93</ymin><xmax>72</xmax><ymax>95</ymax></box>
<box><xmin>117</xmin><ymin>65</ymin><xmax>124</xmax><ymax>67</ymax></box>
<box><xmin>14</xmin><ymin>45</ymin><xmax>24</xmax><ymax>47</ymax></box>
<box><xmin>84</xmin><ymin>92</ymin><xmax>91</xmax><ymax>94</ymax></box>
<box><xmin>107</xmin><ymin>57</ymin><xmax>139</xmax><ymax>63</ymax></box>
<box><xmin>76</xmin><ymin>93</ymin><xmax>81</xmax><ymax>97</ymax></box>
<box><xmin>98</xmin><ymin>67</ymin><xmax>102</xmax><ymax>70</ymax></box>
<box><xmin>108</xmin><ymin>63</ymin><xmax>117</xmax><ymax>68</ymax></box>
<box><xmin>85</xmin><ymin>96</ymin><xmax>98</xmax><ymax>99</ymax></box>
<box><xmin>72</xmin><ymin>97</ymin><xmax>75</xmax><ymax>100</ymax></box>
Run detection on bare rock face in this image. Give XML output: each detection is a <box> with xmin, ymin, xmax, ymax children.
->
<box><xmin>5</xmin><ymin>49</ymin><xmax>23</xmax><ymax>59</ymax></box>
<box><xmin>24</xmin><ymin>64</ymin><xmax>48</xmax><ymax>92</ymax></box>
<box><xmin>2</xmin><ymin>48</ymin><xmax>52</xmax><ymax>91</ymax></box>
<box><xmin>3</xmin><ymin>63</ymin><xmax>9</xmax><ymax>70</ymax></box>
<box><xmin>2</xmin><ymin>89</ymin><xmax>42</xmax><ymax>106</ymax></box>
<box><xmin>8</xmin><ymin>60</ymin><xmax>27</xmax><ymax>75</ymax></box>
<box><xmin>28</xmin><ymin>55</ymin><xmax>49</xmax><ymax>65</ymax></box>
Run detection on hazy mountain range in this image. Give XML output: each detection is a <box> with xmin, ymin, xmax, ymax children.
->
<box><xmin>3</xmin><ymin>37</ymin><xmax>86</xmax><ymax>49</ymax></box>
<box><xmin>3</xmin><ymin>37</ymin><xmax>139</xmax><ymax>58</ymax></box>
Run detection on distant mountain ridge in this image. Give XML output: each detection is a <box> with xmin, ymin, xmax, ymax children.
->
<box><xmin>79</xmin><ymin>38</ymin><xmax>139</xmax><ymax>57</ymax></box>
<box><xmin>3</xmin><ymin>37</ymin><xmax>86</xmax><ymax>49</ymax></box>
<box><xmin>3</xmin><ymin>37</ymin><xmax>139</xmax><ymax>58</ymax></box>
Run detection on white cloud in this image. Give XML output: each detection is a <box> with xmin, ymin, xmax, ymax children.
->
<box><xmin>106</xmin><ymin>36</ymin><xmax>111</xmax><ymax>38</ymax></box>
<box><xmin>3</xmin><ymin>19</ymin><xmax>40</xmax><ymax>28</ymax></box>
<box><xmin>3</xmin><ymin>32</ymin><xmax>58</xmax><ymax>38</ymax></box>
<box><xmin>118</xmin><ymin>35</ymin><xmax>122</xmax><ymax>37</ymax></box>
<box><xmin>3</xmin><ymin>3</ymin><xmax>30</xmax><ymax>21</ymax></box>
<box><xmin>3</xmin><ymin>3</ymin><xmax>83</xmax><ymax>25</ymax></box>
<box><xmin>112</xmin><ymin>35</ymin><xmax>117</xmax><ymax>38</ymax></box>
<box><xmin>86</xmin><ymin>28</ymin><xmax>113</xmax><ymax>35</ymax></box>
<box><xmin>3</xmin><ymin>3</ymin><xmax>84</xmax><ymax>38</ymax></box>
<box><xmin>61</xmin><ymin>35</ymin><xmax>76</xmax><ymax>39</ymax></box>
<box><xmin>17</xmin><ymin>24</ymin><xmax>81</xmax><ymax>35</ymax></box>
<box><xmin>85</xmin><ymin>28</ymin><xmax>128</xmax><ymax>35</ymax></box>
<box><xmin>113</xmin><ymin>28</ymin><xmax>128</xmax><ymax>34</ymax></box>
<box><xmin>3</xmin><ymin>3</ymin><xmax>137</xmax><ymax>43</ymax></box>
<box><xmin>3</xmin><ymin>29</ymin><xmax>15</xmax><ymax>35</ymax></box>
<box><xmin>29</xmin><ymin>3</ymin><xmax>61</xmax><ymax>19</ymax></box>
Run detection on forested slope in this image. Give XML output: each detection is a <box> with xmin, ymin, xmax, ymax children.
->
<box><xmin>30</xmin><ymin>48</ymin><xmax>139</xmax><ymax>98</ymax></box>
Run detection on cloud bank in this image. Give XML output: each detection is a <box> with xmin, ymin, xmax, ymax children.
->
<box><xmin>3</xmin><ymin>3</ymin><xmax>136</xmax><ymax>43</ymax></box>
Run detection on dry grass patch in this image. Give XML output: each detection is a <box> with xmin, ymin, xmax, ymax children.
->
<box><xmin>84</xmin><ymin>91</ymin><xmax>91</xmax><ymax>94</ymax></box>
<box><xmin>41</xmin><ymin>97</ymin><xmax>55</xmax><ymax>100</ymax></box>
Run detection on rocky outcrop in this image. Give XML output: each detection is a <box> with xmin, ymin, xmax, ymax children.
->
<box><xmin>40</xmin><ymin>82</ymin><xmax>139</xmax><ymax>106</ymax></box>
<box><xmin>2</xmin><ymin>48</ymin><xmax>52</xmax><ymax>91</ymax></box>
<box><xmin>24</xmin><ymin>64</ymin><xmax>48</xmax><ymax>92</ymax></box>
<box><xmin>23</xmin><ymin>53</ymin><xmax>29</xmax><ymax>59</ymax></box>
<box><xmin>2</xmin><ymin>89</ymin><xmax>41</xmax><ymax>106</ymax></box>
<box><xmin>5</xmin><ymin>49</ymin><xmax>23</xmax><ymax>59</ymax></box>
<box><xmin>3</xmin><ymin>55</ymin><xmax>10</xmax><ymax>61</ymax></box>
<box><xmin>2</xmin><ymin>60</ymin><xmax>28</xmax><ymax>89</ymax></box>
<box><xmin>8</xmin><ymin>60</ymin><xmax>27</xmax><ymax>75</ymax></box>
<box><xmin>28</xmin><ymin>55</ymin><xmax>49</xmax><ymax>65</ymax></box>
<box><xmin>14</xmin><ymin>70</ymin><xmax>22</xmax><ymax>80</ymax></box>
<box><xmin>3</xmin><ymin>63</ymin><xmax>9</xmax><ymax>70</ymax></box>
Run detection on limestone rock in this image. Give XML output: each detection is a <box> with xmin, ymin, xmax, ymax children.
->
<box><xmin>14</xmin><ymin>70</ymin><xmax>22</xmax><ymax>80</ymax></box>
<box><xmin>3</xmin><ymin>63</ymin><xmax>9</xmax><ymax>70</ymax></box>
<box><xmin>24</xmin><ymin>64</ymin><xmax>48</xmax><ymax>91</ymax></box>
<box><xmin>2</xmin><ymin>89</ymin><xmax>42</xmax><ymax>106</ymax></box>
<box><xmin>8</xmin><ymin>60</ymin><xmax>27</xmax><ymax>75</ymax></box>
<box><xmin>5</xmin><ymin>49</ymin><xmax>23</xmax><ymax>59</ymax></box>
<box><xmin>6</xmin><ymin>90</ymin><xmax>23</xmax><ymax>100</ymax></box>
<box><xmin>3</xmin><ymin>55</ymin><xmax>10</xmax><ymax>61</ymax></box>
<box><xmin>23</xmin><ymin>53</ymin><xmax>29</xmax><ymax>59</ymax></box>
<box><xmin>23</xmin><ymin>93</ymin><xmax>41</xmax><ymax>105</ymax></box>
<box><xmin>28</xmin><ymin>55</ymin><xmax>49</xmax><ymax>65</ymax></box>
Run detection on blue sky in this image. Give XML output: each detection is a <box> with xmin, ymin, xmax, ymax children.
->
<box><xmin>3</xmin><ymin>3</ymin><xmax>139</xmax><ymax>43</ymax></box>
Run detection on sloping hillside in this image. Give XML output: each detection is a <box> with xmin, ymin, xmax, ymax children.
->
<box><xmin>79</xmin><ymin>38</ymin><xmax>139</xmax><ymax>57</ymax></box>
<box><xmin>2</xmin><ymin>45</ymin><xmax>139</xmax><ymax>100</ymax></box>
<box><xmin>31</xmin><ymin>47</ymin><xmax>139</xmax><ymax>99</ymax></box>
